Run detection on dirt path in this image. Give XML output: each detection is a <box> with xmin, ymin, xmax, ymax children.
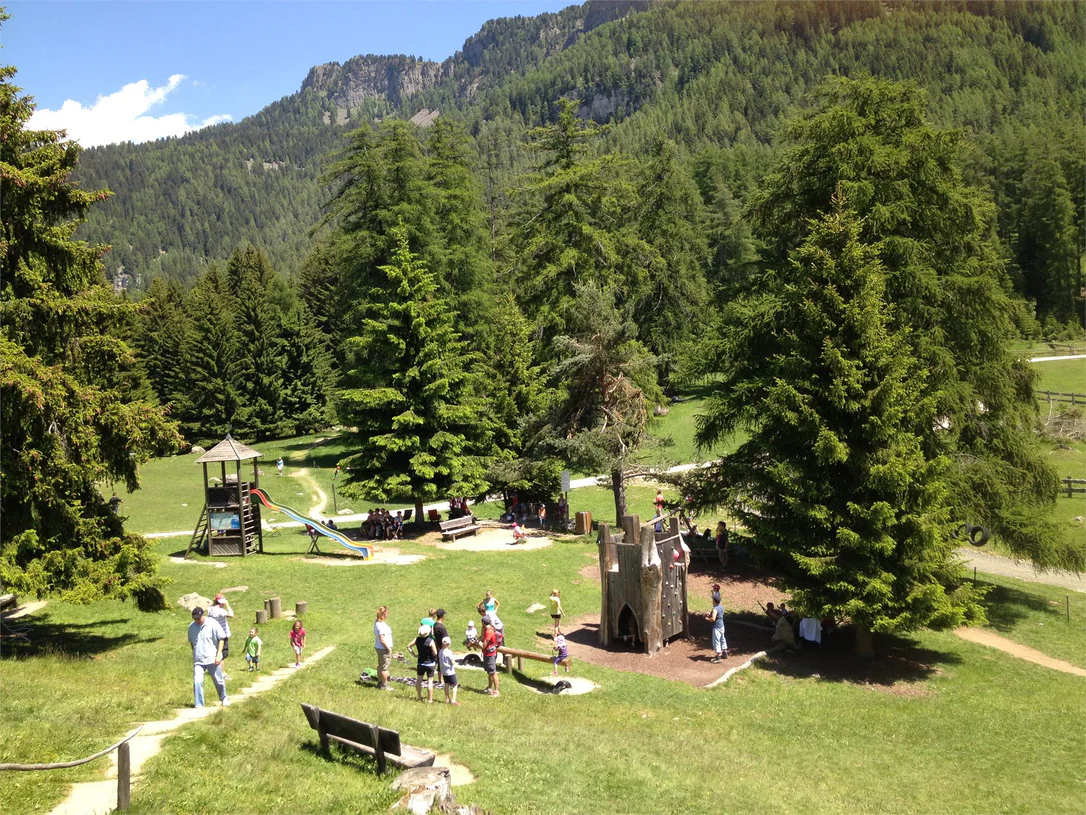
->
<box><xmin>959</xmin><ymin>548</ymin><xmax>1086</xmax><ymax>593</ymax></box>
<box><xmin>954</xmin><ymin>628</ymin><xmax>1086</xmax><ymax>677</ymax></box>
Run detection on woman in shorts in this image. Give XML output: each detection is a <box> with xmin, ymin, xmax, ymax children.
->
<box><xmin>408</xmin><ymin>624</ymin><xmax>438</xmax><ymax>703</ymax></box>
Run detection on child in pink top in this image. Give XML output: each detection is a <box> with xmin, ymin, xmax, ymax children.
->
<box><xmin>289</xmin><ymin>619</ymin><xmax>306</xmax><ymax>667</ymax></box>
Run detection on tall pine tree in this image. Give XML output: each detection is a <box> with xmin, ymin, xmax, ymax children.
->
<box><xmin>742</xmin><ymin>77</ymin><xmax>1076</xmax><ymax>571</ymax></box>
<box><xmin>688</xmin><ymin>205</ymin><xmax>983</xmax><ymax>654</ymax></box>
<box><xmin>337</xmin><ymin>226</ymin><xmax>489</xmax><ymax>521</ymax></box>
<box><xmin>0</xmin><ymin>59</ymin><xmax>179</xmax><ymax>605</ymax></box>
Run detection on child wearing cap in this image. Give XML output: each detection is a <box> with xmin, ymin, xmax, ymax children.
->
<box><xmin>408</xmin><ymin>624</ymin><xmax>438</xmax><ymax>703</ymax></box>
<box><xmin>438</xmin><ymin>636</ymin><xmax>458</xmax><ymax>705</ymax></box>
<box><xmin>463</xmin><ymin>619</ymin><xmax>478</xmax><ymax>648</ymax></box>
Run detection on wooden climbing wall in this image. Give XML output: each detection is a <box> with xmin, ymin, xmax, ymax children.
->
<box><xmin>656</xmin><ymin>518</ymin><xmax>687</xmax><ymax>642</ymax></box>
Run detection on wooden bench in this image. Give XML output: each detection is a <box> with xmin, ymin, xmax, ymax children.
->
<box><xmin>301</xmin><ymin>703</ymin><xmax>435</xmax><ymax>775</ymax></box>
<box><xmin>439</xmin><ymin>515</ymin><xmax>480</xmax><ymax>540</ymax></box>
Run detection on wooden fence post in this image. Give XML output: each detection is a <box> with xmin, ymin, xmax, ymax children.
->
<box><xmin>116</xmin><ymin>741</ymin><xmax>131</xmax><ymax>811</ymax></box>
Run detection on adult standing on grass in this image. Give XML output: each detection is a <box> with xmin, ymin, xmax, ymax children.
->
<box><xmin>373</xmin><ymin>606</ymin><xmax>394</xmax><ymax>691</ymax></box>
<box><xmin>188</xmin><ymin>607</ymin><xmax>229</xmax><ymax>707</ymax></box>
<box><xmin>477</xmin><ymin>590</ymin><xmax>499</xmax><ymax>616</ymax></box>
<box><xmin>408</xmin><ymin>624</ymin><xmax>438</xmax><ymax>703</ymax></box>
<box><xmin>709</xmin><ymin>592</ymin><xmax>728</xmax><ymax>663</ymax></box>
<box><xmin>207</xmin><ymin>594</ymin><xmax>234</xmax><ymax>679</ymax></box>
<box><xmin>479</xmin><ymin>616</ymin><xmax>500</xmax><ymax>697</ymax></box>
<box><xmin>432</xmin><ymin>609</ymin><xmax>449</xmax><ymax>648</ymax></box>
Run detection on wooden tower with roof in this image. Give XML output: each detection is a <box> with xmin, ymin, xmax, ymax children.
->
<box><xmin>185</xmin><ymin>435</ymin><xmax>264</xmax><ymax>558</ymax></box>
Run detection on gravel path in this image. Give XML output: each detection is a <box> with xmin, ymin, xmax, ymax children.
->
<box><xmin>958</xmin><ymin>548</ymin><xmax>1086</xmax><ymax>593</ymax></box>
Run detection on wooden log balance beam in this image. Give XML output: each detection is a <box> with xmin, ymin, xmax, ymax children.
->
<box><xmin>497</xmin><ymin>646</ymin><xmax>571</xmax><ymax>673</ymax></box>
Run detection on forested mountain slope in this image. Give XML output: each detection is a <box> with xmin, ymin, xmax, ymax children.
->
<box><xmin>74</xmin><ymin>0</ymin><xmax>1084</xmax><ymax>322</ymax></box>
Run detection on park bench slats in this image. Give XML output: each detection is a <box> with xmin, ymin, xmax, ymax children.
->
<box><xmin>301</xmin><ymin>703</ymin><xmax>435</xmax><ymax>774</ymax></box>
<box><xmin>439</xmin><ymin>515</ymin><xmax>479</xmax><ymax>540</ymax></box>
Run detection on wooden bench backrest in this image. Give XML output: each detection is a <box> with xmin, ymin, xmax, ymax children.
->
<box><xmin>439</xmin><ymin>516</ymin><xmax>472</xmax><ymax>531</ymax></box>
<box><xmin>301</xmin><ymin>704</ymin><xmax>402</xmax><ymax>756</ymax></box>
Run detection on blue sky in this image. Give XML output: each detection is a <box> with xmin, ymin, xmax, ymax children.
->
<box><xmin>5</xmin><ymin>1</ymin><xmax>574</xmax><ymax>146</ymax></box>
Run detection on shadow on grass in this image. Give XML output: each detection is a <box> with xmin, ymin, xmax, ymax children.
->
<box><xmin>1</xmin><ymin>616</ymin><xmax>159</xmax><ymax>661</ymax></box>
<box><xmin>979</xmin><ymin>580</ymin><xmax>1063</xmax><ymax>634</ymax></box>
<box><xmin>299</xmin><ymin>740</ymin><xmax>383</xmax><ymax>774</ymax></box>
<box><xmin>760</xmin><ymin>630</ymin><xmax>963</xmax><ymax>687</ymax></box>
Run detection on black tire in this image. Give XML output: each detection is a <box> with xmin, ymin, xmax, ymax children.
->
<box><xmin>952</xmin><ymin>523</ymin><xmax>968</xmax><ymax>540</ymax></box>
<box><xmin>968</xmin><ymin>525</ymin><xmax>990</xmax><ymax>546</ymax></box>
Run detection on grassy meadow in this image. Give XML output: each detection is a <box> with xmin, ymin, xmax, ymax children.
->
<box><xmin>6</xmin><ymin>370</ymin><xmax>1083</xmax><ymax>814</ymax></box>
<box><xmin>2</xmin><ymin>529</ymin><xmax>1084</xmax><ymax>815</ymax></box>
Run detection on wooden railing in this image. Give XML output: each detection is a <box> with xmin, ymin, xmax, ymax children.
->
<box><xmin>1060</xmin><ymin>478</ymin><xmax>1086</xmax><ymax>498</ymax></box>
<box><xmin>0</xmin><ymin>725</ymin><xmax>142</xmax><ymax>810</ymax></box>
<box><xmin>1037</xmin><ymin>391</ymin><xmax>1086</xmax><ymax>405</ymax></box>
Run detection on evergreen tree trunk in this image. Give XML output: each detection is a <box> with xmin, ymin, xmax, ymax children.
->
<box><xmin>611</xmin><ymin>467</ymin><xmax>628</xmax><ymax>525</ymax></box>
<box><xmin>853</xmin><ymin>625</ymin><xmax>874</xmax><ymax>658</ymax></box>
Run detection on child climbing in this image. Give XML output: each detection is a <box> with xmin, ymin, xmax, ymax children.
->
<box><xmin>552</xmin><ymin>631</ymin><xmax>569</xmax><ymax>675</ymax></box>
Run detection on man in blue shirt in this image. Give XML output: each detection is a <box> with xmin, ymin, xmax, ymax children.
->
<box><xmin>187</xmin><ymin>607</ymin><xmax>229</xmax><ymax>707</ymax></box>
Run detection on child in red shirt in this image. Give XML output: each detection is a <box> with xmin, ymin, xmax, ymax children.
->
<box><xmin>289</xmin><ymin>619</ymin><xmax>306</xmax><ymax>668</ymax></box>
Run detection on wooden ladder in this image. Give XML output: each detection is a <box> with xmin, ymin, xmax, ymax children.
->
<box><xmin>240</xmin><ymin>483</ymin><xmax>259</xmax><ymax>555</ymax></box>
<box><xmin>184</xmin><ymin>505</ymin><xmax>209</xmax><ymax>559</ymax></box>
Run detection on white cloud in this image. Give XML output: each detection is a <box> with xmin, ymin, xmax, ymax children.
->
<box><xmin>28</xmin><ymin>74</ymin><xmax>232</xmax><ymax>148</ymax></box>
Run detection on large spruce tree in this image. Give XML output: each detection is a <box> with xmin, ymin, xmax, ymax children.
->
<box><xmin>0</xmin><ymin>63</ymin><xmax>179</xmax><ymax>605</ymax></box>
<box><xmin>336</xmin><ymin>226</ymin><xmax>489</xmax><ymax>521</ymax></box>
<box><xmin>736</xmin><ymin>77</ymin><xmax>1077</xmax><ymax>572</ymax></box>
<box><xmin>690</xmin><ymin>204</ymin><xmax>984</xmax><ymax>654</ymax></box>
<box><xmin>510</xmin><ymin>99</ymin><xmax>650</xmax><ymax>345</ymax></box>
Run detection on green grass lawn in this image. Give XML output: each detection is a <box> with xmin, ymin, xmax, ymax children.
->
<box><xmin>3</xmin><ymin>531</ymin><xmax>1083</xmax><ymax>815</ymax></box>
<box><xmin>1033</xmin><ymin>358</ymin><xmax>1086</xmax><ymax>399</ymax></box>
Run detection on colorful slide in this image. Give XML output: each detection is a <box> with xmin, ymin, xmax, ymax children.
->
<box><xmin>249</xmin><ymin>487</ymin><xmax>372</xmax><ymax>559</ymax></box>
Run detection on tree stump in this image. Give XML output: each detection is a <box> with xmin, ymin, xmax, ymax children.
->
<box><xmin>255</xmin><ymin>610</ymin><xmax>267</xmax><ymax>625</ymax></box>
<box><xmin>296</xmin><ymin>601</ymin><xmax>308</xmax><ymax>617</ymax></box>
<box><xmin>269</xmin><ymin>597</ymin><xmax>282</xmax><ymax>619</ymax></box>
<box><xmin>390</xmin><ymin>767</ymin><xmax>452</xmax><ymax>815</ymax></box>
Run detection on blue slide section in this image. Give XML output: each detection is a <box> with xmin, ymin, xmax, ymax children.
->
<box><xmin>250</xmin><ymin>487</ymin><xmax>372</xmax><ymax>558</ymax></box>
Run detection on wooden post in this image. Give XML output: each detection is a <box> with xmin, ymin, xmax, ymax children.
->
<box><xmin>369</xmin><ymin>723</ymin><xmax>387</xmax><ymax>775</ymax></box>
<box><xmin>640</xmin><ymin>521</ymin><xmax>663</xmax><ymax>653</ymax></box>
<box><xmin>269</xmin><ymin>597</ymin><xmax>282</xmax><ymax>619</ymax></box>
<box><xmin>1067</xmin><ymin>595</ymin><xmax>1071</xmax><ymax>623</ymax></box>
<box><xmin>116</xmin><ymin>741</ymin><xmax>131</xmax><ymax>811</ymax></box>
<box><xmin>296</xmin><ymin>601</ymin><xmax>308</xmax><ymax>617</ymax></box>
<box><xmin>517</xmin><ymin>656</ymin><xmax>524</xmax><ymax>672</ymax></box>
<box><xmin>256</xmin><ymin>609</ymin><xmax>267</xmax><ymax>625</ymax></box>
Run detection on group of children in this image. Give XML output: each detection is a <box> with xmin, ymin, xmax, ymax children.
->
<box><xmin>238</xmin><ymin>618</ymin><xmax>307</xmax><ymax>671</ymax></box>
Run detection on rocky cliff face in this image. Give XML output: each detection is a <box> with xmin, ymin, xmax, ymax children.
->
<box><xmin>302</xmin><ymin>2</ymin><xmax>656</xmax><ymax>114</ymax></box>
<box><xmin>301</xmin><ymin>54</ymin><xmax>446</xmax><ymax>109</ymax></box>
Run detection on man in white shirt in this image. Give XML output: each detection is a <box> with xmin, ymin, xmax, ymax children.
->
<box><xmin>373</xmin><ymin>605</ymin><xmax>394</xmax><ymax>691</ymax></box>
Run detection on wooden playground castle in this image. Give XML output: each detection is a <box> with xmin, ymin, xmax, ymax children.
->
<box><xmin>597</xmin><ymin>514</ymin><xmax>689</xmax><ymax>653</ymax></box>
<box><xmin>185</xmin><ymin>435</ymin><xmax>264</xmax><ymax>558</ymax></box>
